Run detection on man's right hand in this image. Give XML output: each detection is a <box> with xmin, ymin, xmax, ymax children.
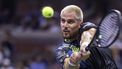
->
<box><xmin>70</xmin><ymin>50</ymin><xmax>90</xmax><ymax>65</ymax></box>
<box><xmin>69</xmin><ymin>52</ymin><xmax>82</xmax><ymax>65</ymax></box>
<box><xmin>63</xmin><ymin>51</ymin><xmax>90</xmax><ymax>69</ymax></box>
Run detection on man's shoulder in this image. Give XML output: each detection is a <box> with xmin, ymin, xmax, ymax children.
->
<box><xmin>56</xmin><ymin>42</ymin><xmax>71</xmax><ymax>52</ymax></box>
<box><xmin>80</xmin><ymin>22</ymin><xmax>97</xmax><ymax>31</ymax></box>
<box><xmin>83</xmin><ymin>22</ymin><xmax>96</xmax><ymax>26</ymax></box>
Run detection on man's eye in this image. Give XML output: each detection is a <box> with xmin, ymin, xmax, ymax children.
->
<box><xmin>61</xmin><ymin>19</ymin><xmax>65</xmax><ymax>23</ymax></box>
<box><xmin>67</xmin><ymin>20</ymin><xmax>75</xmax><ymax>24</ymax></box>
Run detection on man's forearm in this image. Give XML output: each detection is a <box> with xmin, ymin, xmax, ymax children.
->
<box><xmin>80</xmin><ymin>28</ymin><xmax>96</xmax><ymax>48</ymax></box>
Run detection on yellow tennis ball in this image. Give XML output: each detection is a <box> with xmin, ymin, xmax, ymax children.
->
<box><xmin>41</xmin><ymin>6</ymin><xmax>54</xmax><ymax>18</ymax></box>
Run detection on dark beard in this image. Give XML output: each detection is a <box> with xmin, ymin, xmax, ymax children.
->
<box><xmin>63</xmin><ymin>30</ymin><xmax>79</xmax><ymax>40</ymax></box>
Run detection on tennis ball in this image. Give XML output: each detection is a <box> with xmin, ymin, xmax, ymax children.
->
<box><xmin>41</xmin><ymin>6</ymin><xmax>54</xmax><ymax>18</ymax></box>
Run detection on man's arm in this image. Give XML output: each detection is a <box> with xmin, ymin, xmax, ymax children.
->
<box><xmin>80</xmin><ymin>28</ymin><xmax>96</xmax><ymax>52</ymax></box>
<box><xmin>79</xmin><ymin>28</ymin><xmax>96</xmax><ymax>61</ymax></box>
<box><xmin>63</xmin><ymin>28</ymin><xmax>96</xmax><ymax>69</ymax></box>
<box><xmin>56</xmin><ymin>45</ymin><xmax>80</xmax><ymax>69</ymax></box>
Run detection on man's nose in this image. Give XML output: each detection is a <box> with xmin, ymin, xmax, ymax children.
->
<box><xmin>63</xmin><ymin>22</ymin><xmax>69</xmax><ymax>27</ymax></box>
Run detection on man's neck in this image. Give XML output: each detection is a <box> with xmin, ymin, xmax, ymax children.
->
<box><xmin>64</xmin><ymin>38</ymin><xmax>74</xmax><ymax>42</ymax></box>
<box><xmin>64</xmin><ymin>33</ymin><xmax>80</xmax><ymax>43</ymax></box>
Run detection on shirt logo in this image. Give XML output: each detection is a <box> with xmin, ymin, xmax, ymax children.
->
<box><xmin>70</xmin><ymin>45</ymin><xmax>80</xmax><ymax>52</ymax></box>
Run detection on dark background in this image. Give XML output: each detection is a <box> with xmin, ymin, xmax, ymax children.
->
<box><xmin>0</xmin><ymin>0</ymin><xmax>121</xmax><ymax>69</ymax></box>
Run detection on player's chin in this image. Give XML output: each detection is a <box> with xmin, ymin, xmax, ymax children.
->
<box><xmin>63</xmin><ymin>34</ymin><xmax>71</xmax><ymax>39</ymax></box>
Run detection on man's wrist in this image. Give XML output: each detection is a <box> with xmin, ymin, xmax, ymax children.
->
<box><xmin>68</xmin><ymin>60</ymin><xmax>77</xmax><ymax>66</ymax></box>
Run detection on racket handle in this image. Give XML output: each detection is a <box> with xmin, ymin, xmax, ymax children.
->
<box><xmin>85</xmin><ymin>46</ymin><xmax>89</xmax><ymax>51</ymax></box>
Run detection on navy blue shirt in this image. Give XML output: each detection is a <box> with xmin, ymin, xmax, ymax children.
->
<box><xmin>56</xmin><ymin>22</ymin><xmax>118</xmax><ymax>69</ymax></box>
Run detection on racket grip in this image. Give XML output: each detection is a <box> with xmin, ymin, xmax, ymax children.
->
<box><xmin>85</xmin><ymin>46</ymin><xmax>89</xmax><ymax>51</ymax></box>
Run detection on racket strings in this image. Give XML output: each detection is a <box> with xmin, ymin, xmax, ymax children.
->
<box><xmin>98</xmin><ymin>12</ymin><xmax>119</xmax><ymax>46</ymax></box>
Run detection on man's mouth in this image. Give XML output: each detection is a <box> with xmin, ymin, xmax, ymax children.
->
<box><xmin>63</xmin><ymin>29</ymin><xmax>70</xmax><ymax>32</ymax></box>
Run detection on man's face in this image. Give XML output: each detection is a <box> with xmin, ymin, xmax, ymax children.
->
<box><xmin>60</xmin><ymin>11</ymin><xmax>82</xmax><ymax>39</ymax></box>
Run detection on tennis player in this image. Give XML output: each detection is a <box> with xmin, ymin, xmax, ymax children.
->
<box><xmin>56</xmin><ymin>5</ymin><xmax>118</xmax><ymax>69</ymax></box>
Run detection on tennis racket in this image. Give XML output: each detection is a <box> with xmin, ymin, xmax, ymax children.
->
<box><xmin>88</xmin><ymin>9</ymin><xmax>121</xmax><ymax>49</ymax></box>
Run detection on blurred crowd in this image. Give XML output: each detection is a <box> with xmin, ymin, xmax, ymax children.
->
<box><xmin>0</xmin><ymin>0</ymin><xmax>121</xmax><ymax>69</ymax></box>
